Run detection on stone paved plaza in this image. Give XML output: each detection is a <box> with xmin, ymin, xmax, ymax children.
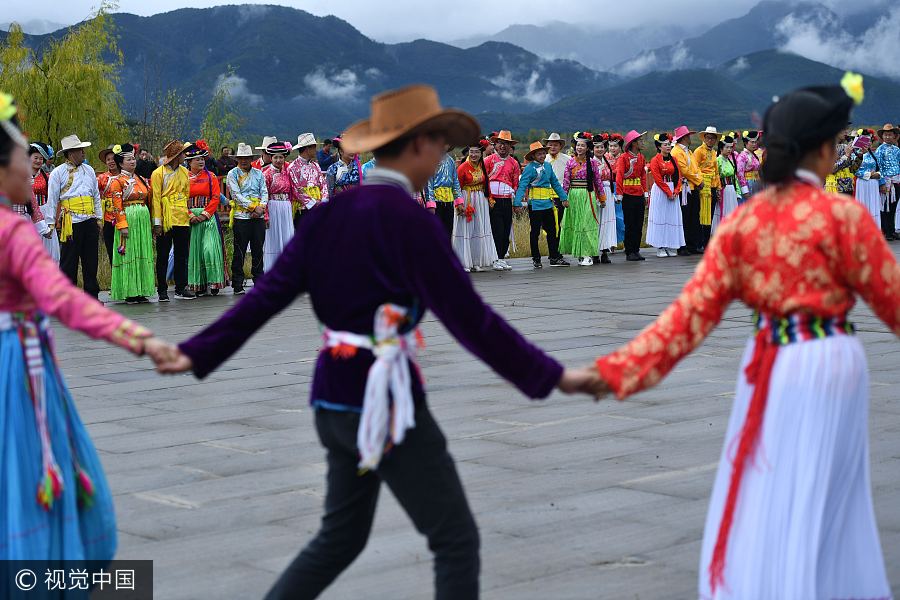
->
<box><xmin>58</xmin><ymin>246</ymin><xmax>900</xmax><ymax>599</ymax></box>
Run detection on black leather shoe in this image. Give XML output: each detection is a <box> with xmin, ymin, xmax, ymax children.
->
<box><xmin>600</xmin><ymin>253</ymin><xmax>611</xmax><ymax>264</ymax></box>
<box><xmin>677</xmin><ymin>248</ymin><xmax>691</xmax><ymax>256</ymax></box>
<box><xmin>626</xmin><ymin>253</ymin><xmax>641</xmax><ymax>262</ymax></box>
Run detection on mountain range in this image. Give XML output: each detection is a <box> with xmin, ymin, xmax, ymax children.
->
<box><xmin>479</xmin><ymin>50</ymin><xmax>900</xmax><ymax>132</ymax></box>
<box><xmin>451</xmin><ymin>21</ymin><xmax>705</xmax><ymax>71</ymax></box>
<box><xmin>1</xmin><ymin>2</ymin><xmax>895</xmax><ymax>139</ymax></box>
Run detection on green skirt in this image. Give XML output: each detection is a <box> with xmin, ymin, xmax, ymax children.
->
<box><xmin>110</xmin><ymin>204</ymin><xmax>155</xmax><ymax>300</ymax></box>
<box><xmin>558</xmin><ymin>187</ymin><xmax>600</xmax><ymax>257</ymax></box>
<box><xmin>188</xmin><ymin>208</ymin><xmax>225</xmax><ymax>290</ymax></box>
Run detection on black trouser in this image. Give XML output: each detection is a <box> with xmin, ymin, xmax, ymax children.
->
<box><xmin>881</xmin><ymin>183</ymin><xmax>898</xmax><ymax>238</ymax></box>
<box><xmin>622</xmin><ymin>194</ymin><xmax>645</xmax><ymax>256</ymax></box>
<box><xmin>102</xmin><ymin>221</ymin><xmax>115</xmax><ymax>266</ymax></box>
<box><xmin>680</xmin><ymin>188</ymin><xmax>701</xmax><ymax>252</ymax></box>
<box><xmin>155</xmin><ymin>225</ymin><xmax>190</xmax><ymax>295</ymax></box>
<box><xmin>489</xmin><ymin>197</ymin><xmax>513</xmax><ymax>259</ymax></box>
<box><xmin>435</xmin><ymin>202</ymin><xmax>455</xmax><ymax>238</ymax></box>
<box><xmin>699</xmin><ymin>188</ymin><xmax>719</xmax><ymax>249</ymax></box>
<box><xmin>59</xmin><ymin>219</ymin><xmax>100</xmax><ymax>299</ymax></box>
<box><xmin>232</xmin><ymin>218</ymin><xmax>266</xmax><ymax>290</ymax></box>
<box><xmin>264</xmin><ymin>404</ymin><xmax>480</xmax><ymax>600</ymax></box>
<box><xmin>553</xmin><ymin>197</ymin><xmax>566</xmax><ymax>231</ymax></box>
<box><xmin>293</xmin><ymin>207</ymin><xmax>305</xmax><ymax>231</ymax></box>
<box><xmin>529</xmin><ymin>207</ymin><xmax>560</xmax><ymax>261</ymax></box>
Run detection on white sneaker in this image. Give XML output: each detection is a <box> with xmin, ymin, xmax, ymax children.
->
<box><xmin>492</xmin><ymin>260</ymin><xmax>506</xmax><ymax>271</ymax></box>
<box><xmin>656</xmin><ymin>248</ymin><xmax>667</xmax><ymax>258</ymax></box>
<box><xmin>578</xmin><ymin>256</ymin><xmax>594</xmax><ymax>266</ymax></box>
<box><xmin>463</xmin><ymin>267</ymin><xmax>471</xmax><ymax>273</ymax></box>
<box><xmin>500</xmin><ymin>259</ymin><xmax>513</xmax><ymax>271</ymax></box>
<box><xmin>472</xmin><ymin>265</ymin><xmax>486</xmax><ymax>273</ymax></box>
<box><xmin>665</xmin><ymin>248</ymin><xmax>676</xmax><ymax>257</ymax></box>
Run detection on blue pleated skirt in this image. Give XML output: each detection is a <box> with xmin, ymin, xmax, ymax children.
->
<box><xmin>0</xmin><ymin>316</ymin><xmax>116</xmax><ymax>561</ymax></box>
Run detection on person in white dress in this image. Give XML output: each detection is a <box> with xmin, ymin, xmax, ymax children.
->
<box><xmin>646</xmin><ymin>133</ymin><xmax>685</xmax><ymax>256</ymax></box>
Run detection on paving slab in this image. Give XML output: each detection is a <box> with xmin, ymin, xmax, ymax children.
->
<box><xmin>50</xmin><ymin>246</ymin><xmax>900</xmax><ymax>599</ymax></box>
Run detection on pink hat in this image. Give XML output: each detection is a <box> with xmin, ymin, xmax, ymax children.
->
<box><xmin>673</xmin><ymin>125</ymin><xmax>695</xmax><ymax>143</ymax></box>
<box><xmin>623</xmin><ymin>130</ymin><xmax>646</xmax><ymax>149</ymax></box>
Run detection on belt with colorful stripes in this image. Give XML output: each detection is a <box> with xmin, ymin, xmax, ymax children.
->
<box><xmin>753</xmin><ymin>311</ymin><xmax>854</xmax><ymax>345</ymax></box>
<box><xmin>188</xmin><ymin>196</ymin><xmax>211</xmax><ymax>209</ymax></box>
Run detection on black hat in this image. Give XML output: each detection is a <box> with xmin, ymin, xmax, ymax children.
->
<box><xmin>183</xmin><ymin>140</ymin><xmax>211</xmax><ymax>160</ymax></box>
<box><xmin>113</xmin><ymin>143</ymin><xmax>136</xmax><ymax>157</ymax></box>
<box><xmin>762</xmin><ymin>85</ymin><xmax>853</xmax><ymax>159</ymax></box>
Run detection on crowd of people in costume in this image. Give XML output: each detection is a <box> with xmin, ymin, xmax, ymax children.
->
<box><xmin>19</xmin><ymin>119</ymin><xmax>900</xmax><ymax>306</ymax></box>
<box><xmin>2</xmin><ymin>68</ymin><xmax>900</xmax><ymax>600</ymax></box>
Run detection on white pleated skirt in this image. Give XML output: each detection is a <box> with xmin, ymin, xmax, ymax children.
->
<box><xmin>263</xmin><ymin>199</ymin><xmax>295</xmax><ymax>272</ymax></box>
<box><xmin>711</xmin><ymin>185</ymin><xmax>740</xmax><ymax>234</ymax></box>
<box><xmin>855</xmin><ymin>179</ymin><xmax>881</xmax><ymax>228</ymax></box>
<box><xmin>598</xmin><ymin>181</ymin><xmax>618</xmax><ymax>251</ymax></box>
<box><xmin>452</xmin><ymin>190</ymin><xmax>498</xmax><ymax>269</ymax></box>
<box><xmin>646</xmin><ymin>182</ymin><xmax>685</xmax><ymax>249</ymax></box>
<box><xmin>698</xmin><ymin>334</ymin><xmax>889</xmax><ymax>599</ymax></box>
<box><xmin>38</xmin><ymin>204</ymin><xmax>60</xmax><ymax>262</ymax></box>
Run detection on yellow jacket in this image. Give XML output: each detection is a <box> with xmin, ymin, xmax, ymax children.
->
<box><xmin>692</xmin><ymin>144</ymin><xmax>722</xmax><ymax>189</ymax></box>
<box><xmin>672</xmin><ymin>144</ymin><xmax>703</xmax><ymax>190</ymax></box>
<box><xmin>150</xmin><ymin>164</ymin><xmax>190</xmax><ymax>230</ymax></box>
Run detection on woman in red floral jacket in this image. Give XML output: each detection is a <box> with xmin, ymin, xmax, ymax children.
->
<box><xmin>591</xmin><ymin>78</ymin><xmax>899</xmax><ymax>598</ymax></box>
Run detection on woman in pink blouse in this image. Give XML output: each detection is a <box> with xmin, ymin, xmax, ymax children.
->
<box><xmin>0</xmin><ymin>96</ymin><xmax>166</xmax><ymax>560</ymax></box>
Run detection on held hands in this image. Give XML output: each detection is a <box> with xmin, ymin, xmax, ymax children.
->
<box><xmin>144</xmin><ymin>337</ymin><xmax>193</xmax><ymax>374</ymax></box>
<box><xmin>557</xmin><ymin>366</ymin><xmax>610</xmax><ymax>401</ymax></box>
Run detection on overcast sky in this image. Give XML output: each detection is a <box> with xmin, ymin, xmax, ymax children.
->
<box><xmin>7</xmin><ymin>0</ymin><xmax>768</xmax><ymax>42</ymax></box>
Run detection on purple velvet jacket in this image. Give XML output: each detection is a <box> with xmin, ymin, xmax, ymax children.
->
<box><xmin>178</xmin><ymin>180</ymin><xmax>563</xmax><ymax>411</ymax></box>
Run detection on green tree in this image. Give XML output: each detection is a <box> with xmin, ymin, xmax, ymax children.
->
<box><xmin>200</xmin><ymin>67</ymin><xmax>247</xmax><ymax>156</ymax></box>
<box><xmin>130</xmin><ymin>85</ymin><xmax>194</xmax><ymax>157</ymax></box>
<box><xmin>0</xmin><ymin>1</ymin><xmax>127</xmax><ymax>160</ymax></box>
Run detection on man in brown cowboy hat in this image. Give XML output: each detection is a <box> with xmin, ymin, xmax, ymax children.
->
<box><xmin>484</xmin><ymin>130</ymin><xmax>521</xmax><ymax>269</ymax></box>
<box><xmin>150</xmin><ymin>139</ymin><xmax>195</xmax><ymax>301</ymax></box>
<box><xmin>150</xmin><ymin>84</ymin><xmax>595</xmax><ymax>600</ymax></box>
<box><xmin>515</xmin><ymin>141</ymin><xmax>569</xmax><ymax>269</ymax></box>
<box><xmin>874</xmin><ymin>123</ymin><xmax>900</xmax><ymax>239</ymax></box>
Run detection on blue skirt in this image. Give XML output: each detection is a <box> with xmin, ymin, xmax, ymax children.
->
<box><xmin>0</xmin><ymin>317</ymin><xmax>116</xmax><ymax>561</ymax></box>
<box><xmin>615</xmin><ymin>201</ymin><xmax>625</xmax><ymax>243</ymax></box>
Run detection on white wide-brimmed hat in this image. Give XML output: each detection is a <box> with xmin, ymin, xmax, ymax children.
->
<box><xmin>701</xmin><ymin>126</ymin><xmax>720</xmax><ymax>135</ymax></box>
<box><xmin>541</xmin><ymin>132</ymin><xmax>565</xmax><ymax>145</ymax></box>
<box><xmin>293</xmin><ymin>132</ymin><xmax>318</xmax><ymax>150</ymax></box>
<box><xmin>255</xmin><ymin>136</ymin><xmax>277</xmax><ymax>150</ymax></box>
<box><xmin>60</xmin><ymin>134</ymin><xmax>91</xmax><ymax>152</ymax></box>
<box><xmin>234</xmin><ymin>142</ymin><xmax>257</xmax><ymax>158</ymax></box>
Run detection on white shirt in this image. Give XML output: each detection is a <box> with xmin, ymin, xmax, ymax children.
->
<box><xmin>363</xmin><ymin>167</ymin><xmax>415</xmax><ymax>196</ymax></box>
<box><xmin>545</xmin><ymin>152</ymin><xmax>570</xmax><ymax>188</ymax></box>
<box><xmin>46</xmin><ymin>161</ymin><xmax>102</xmax><ymax>225</ymax></box>
<box><xmin>795</xmin><ymin>169</ymin><xmax>823</xmax><ymax>187</ymax></box>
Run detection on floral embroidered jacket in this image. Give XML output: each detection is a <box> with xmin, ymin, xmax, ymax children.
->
<box><xmin>596</xmin><ymin>176</ymin><xmax>900</xmax><ymax>399</ymax></box>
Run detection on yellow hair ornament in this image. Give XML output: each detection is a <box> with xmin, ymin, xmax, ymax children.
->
<box><xmin>0</xmin><ymin>92</ymin><xmax>17</xmax><ymax>121</ymax></box>
<box><xmin>840</xmin><ymin>71</ymin><xmax>864</xmax><ymax>106</ymax></box>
